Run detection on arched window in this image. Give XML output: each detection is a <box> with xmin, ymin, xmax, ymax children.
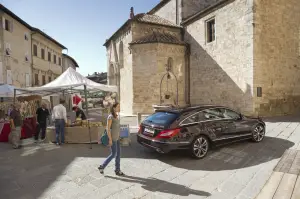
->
<box><xmin>119</xmin><ymin>42</ymin><xmax>124</xmax><ymax>68</ymax></box>
<box><xmin>167</xmin><ymin>57</ymin><xmax>173</xmax><ymax>72</ymax></box>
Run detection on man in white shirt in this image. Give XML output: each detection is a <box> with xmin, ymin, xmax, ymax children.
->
<box><xmin>52</xmin><ymin>99</ymin><xmax>67</xmax><ymax>145</ymax></box>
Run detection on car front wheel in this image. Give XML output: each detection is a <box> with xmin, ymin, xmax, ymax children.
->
<box><xmin>252</xmin><ymin>124</ymin><xmax>265</xmax><ymax>142</ymax></box>
<box><xmin>190</xmin><ymin>135</ymin><xmax>209</xmax><ymax>159</ymax></box>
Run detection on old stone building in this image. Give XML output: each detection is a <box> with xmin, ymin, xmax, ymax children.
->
<box><xmin>105</xmin><ymin>0</ymin><xmax>300</xmax><ymax>116</ymax></box>
<box><xmin>62</xmin><ymin>53</ymin><xmax>79</xmax><ymax>72</ymax></box>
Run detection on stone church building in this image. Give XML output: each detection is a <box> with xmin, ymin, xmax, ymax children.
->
<box><xmin>105</xmin><ymin>0</ymin><xmax>300</xmax><ymax>117</ymax></box>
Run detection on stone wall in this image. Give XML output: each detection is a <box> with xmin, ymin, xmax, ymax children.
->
<box><xmin>182</xmin><ymin>0</ymin><xmax>223</xmax><ymax>20</ymax></box>
<box><xmin>106</xmin><ymin>25</ymin><xmax>133</xmax><ymax>115</ymax></box>
<box><xmin>253</xmin><ymin>0</ymin><xmax>300</xmax><ymax>116</ymax></box>
<box><xmin>0</xmin><ymin>12</ymin><xmax>32</xmax><ymax>87</ymax></box>
<box><xmin>151</xmin><ymin>0</ymin><xmax>178</xmax><ymax>24</ymax></box>
<box><xmin>185</xmin><ymin>0</ymin><xmax>254</xmax><ymax>115</ymax></box>
<box><xmin>131</xmin><ymin>43</ymin><xmax>186</xmax><ymax>114</ymax></box>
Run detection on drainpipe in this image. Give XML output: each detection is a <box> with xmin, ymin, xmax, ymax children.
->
<box><xmin>182</xmin><ymin>28</ymin><xmax>191</xmax><ymax>105</ymax></box>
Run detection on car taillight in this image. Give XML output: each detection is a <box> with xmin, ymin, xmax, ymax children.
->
<box><xmin>156</xmin><ymin>128</ymin><xmax>181</xmax><ymax>139</ymax></box>
<box><xmin>138</xmin><ymin>125</ymin><xmax>142</xmax><ymax>134</ymax></box>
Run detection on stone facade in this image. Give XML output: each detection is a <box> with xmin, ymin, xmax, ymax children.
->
<box><xmin>253</xmin><ymin>0</ymin><xmax>300</xmax><ymax>116</ymax></box>
<box><xmin>106</xmin><ymin>18</ymin><xmax>185</xmax><ymax>115</ymax></box>
<box><xmin>62</xmin><ymin>54</ymin><xmax>78</xmax><ymax>72</ymax></box>
<box><xmin>131</xmin><ymin>43</ymin><xmax>186</xmax><ymax>113</ymax></box>
<box><xmin>106</xmin><ymin>0</ymin><xmax>300</xmax><ymax>116</ymax></box>
<box><xmin>149</xmin><ymin>0</ymin><xmax>179</xmax><ymax>24</ymax></box>
<box><xmin>182</xmin><ymin>0</ymin><xmax>224</xmax><ymax>19</ymax></box>
<box><xmin>106</xmin><ymin>24</ymin><xmax>133</xmax><ymax>114</ymax></box>
<box><xmin>0</xmin><ymin>11</ymin><xmax>32</xmax><ymax>87</ymax></box>
<box><xmin>32</xmin><ymin>33</ymin><xmax>64</xmax><ymax>86</ymax></box>
<box><xmin>185</xmin><ymin>0</ymin><xmax>254</xmax><ymax>115</ymax></box>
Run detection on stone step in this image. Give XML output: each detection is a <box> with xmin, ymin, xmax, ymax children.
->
<box><xmin>255</xmin><ymin>172</ymin><xmax>284</xmax><ymax>199</ymax></box>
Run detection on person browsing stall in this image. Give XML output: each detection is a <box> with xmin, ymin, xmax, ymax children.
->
<box><xmin>35</xmin><ymin>103</ymin><xmax>50</xmax><ymax>142</ymax></box>
<box><xmin>52</xmin><ymin>99</ymin><xmax>67</xmax><ymax>145</ymax></box>
<box><xmin>72</xmin><ymin>106</ymin><xmax>87</xmax><ymax>120</ymax></box>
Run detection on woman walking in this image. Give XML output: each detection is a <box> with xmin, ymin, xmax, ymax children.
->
<box><xmin>98</xmin><ymin>102</ymin><xmax>125</xmax><ymax>176</ymax></box>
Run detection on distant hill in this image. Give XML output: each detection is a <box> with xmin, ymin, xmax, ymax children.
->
<box><xmin>86</xmin><ymin>72</ymin><xmax>107</xmax><ymax>84</ymax></box>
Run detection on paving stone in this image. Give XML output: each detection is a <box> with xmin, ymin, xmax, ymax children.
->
<box><xmin>273</xmin><ymin>173</ymin><xmax>297</xmax><ymax>199</ymax></box>
<box><xmin>291</xmin><ymin>176</ymin><xmax>300</xmax><ymax>199</ymax></box>
<box><xmin>277</xmin><ymin>123</ymin><xmax>299</xmax><ymax>139</ymax></box>
<box><xmin>237</xmin><ymin>159</ymin><xmax>278</xmax><ymax>199</ymax></box>
<box><xmin>255</xmin><ymin>171</ymin><xmax>284</xmax><ymax>199</ymax></box>
<box><xmin>1</xmin><ymin>114</ymin><xmax>300</xmax><ymax>199</ymax></box>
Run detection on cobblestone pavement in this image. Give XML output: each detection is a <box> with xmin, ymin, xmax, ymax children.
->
<box><xmin>1</xmin><ymin>115</ymin><xmax>300</xmax><ymax>199</ymax></box>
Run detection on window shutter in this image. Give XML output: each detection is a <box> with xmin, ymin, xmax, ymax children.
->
<box><xmin>7</xmin><ymin>70</ymin><xmax>12</xmax><ymax>84</ymax></box>
<box><xmin>0</xmin><ymin>62</ymin><xmax>3</xmax><ymax>84</ymax></box>
<box><xmin>10</xmin><ymin>20</ymin><xmax>13</xmax><ymax>32</ymax></box>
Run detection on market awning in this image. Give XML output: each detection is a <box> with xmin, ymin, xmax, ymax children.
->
<box><xmin>15</xmin><ymin>67</ymin><xmax>117</xmax><ymax>96</ymax></box>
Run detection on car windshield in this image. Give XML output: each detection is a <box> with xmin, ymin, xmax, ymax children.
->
<box><xmin>144</xmin><ymin>112</ymin><xmax>178</xmax><ymax>125</ymax></box>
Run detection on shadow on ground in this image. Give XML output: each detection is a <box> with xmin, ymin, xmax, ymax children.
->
<box><xmin>107</xmin><ymin>175</ymin><xmax>211</xmax><ymax>197</ymax></box>
<box><xmin>0</xmin><ymin>133</ymin><xmax>293</xmax><ymax>199</ymax></box>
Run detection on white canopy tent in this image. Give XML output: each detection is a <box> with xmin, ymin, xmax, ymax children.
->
<box><xmin>14</xmin><ymin>67</ymin><xmax>118</xmax><ymax>115</ymax></box>
<box><xmin>15</xmin><ymin>67</ymin><xmax>117</xmax><ymax>96</ymax></box>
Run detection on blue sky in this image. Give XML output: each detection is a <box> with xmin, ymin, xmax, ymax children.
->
<box><xmin>0</xmin><ymin>0</ymin><xmax>160</xmax><ymax>76</ymax></box>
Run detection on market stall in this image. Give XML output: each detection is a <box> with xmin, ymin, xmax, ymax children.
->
<box><xmin>45</xmin><ymin>120</ymin><xmax>105</xmax><ymax>144</ymax></box>
<box><xmin>0</xmin><ymin>85</ymin><xmax>40</xmax><ymax>142</ymax></box>
<box><xmin>14</xmin><ymin>67</ymin><xmax>118</xmax><ymax>146</ymax></box>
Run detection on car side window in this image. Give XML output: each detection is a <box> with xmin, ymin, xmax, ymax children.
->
<box><xmin>221</xmin><ymin>108</ymin><xmax>240</xmax><ymax>120</ymax></box>
<box><xmin>181</xmin><ymin>113</ymin><xmax>199</xmax><ymax>124</ymax></box>
<box><xmin>202</xmin><ymin>108</ymin><xmax>224</xmax><ymax>120</ymax></box>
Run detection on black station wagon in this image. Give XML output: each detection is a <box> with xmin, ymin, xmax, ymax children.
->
<box><xmin>137</xmin><ymin>105</ymin><xmax>266</xmax><ymax>159</ymax></box>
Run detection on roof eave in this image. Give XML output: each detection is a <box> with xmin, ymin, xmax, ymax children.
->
<box><xmin>103</xmin><ymin>20</ymin><xmax>131</xmax><ymax>47</ymax></box>
<box><xmin>129</xmin><ymin>41</ymin><xmax>186</xmax><ymax>46</ymax></box>
<box><xmin>32</xmin><ymin>28</ymin><xmax>67</xmax><ymax>49</ymax></box>
<box><xmin>181</xmin><ymin>0</ymin><xmax>234</xmax><ymax>26</ymax></box>
<box><xmin>62</xmin><ymin>53</ymin><xmax>79</xmax><ymax>68</ymax></box>
<box><xmin>0</xmin><ymin>4</ymin><xmax>32</xmax><ymax>30</ymax></box>
<box><xmin>103</xmin><ymin>20</ymin><xmax>182</xmax><ymax>47</ymax></box>
<box><xmin>135</xmin><ymin>21</ymin><xmax>182</xmax><ymax>29</ymax></box>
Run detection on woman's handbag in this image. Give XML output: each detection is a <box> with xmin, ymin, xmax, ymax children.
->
<box><xmin>100</xmin><ymin>129</ymin><xmax>109</xmax><ymax>146</ymax></box>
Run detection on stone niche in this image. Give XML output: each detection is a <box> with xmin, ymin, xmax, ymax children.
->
<box><xmin>131</xmin><ymin>43</ymin><xmax>186</xmax><ymax>114</ymax></box>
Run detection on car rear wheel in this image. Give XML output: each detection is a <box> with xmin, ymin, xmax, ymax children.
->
<box><xmin>190</xmin><ymin>135</ymin><xmax>209</xmax><ymax>159</ymax></box>
<box><xmin>252</xmin><ymin>124</ymin><xmax>265</xmax><ymax>142</ymax></box>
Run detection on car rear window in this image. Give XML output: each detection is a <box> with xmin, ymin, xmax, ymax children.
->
<box><xmin>144</xmin><ymin>112</ymin><xmax>178</xmax><ymax>125</ymax></box>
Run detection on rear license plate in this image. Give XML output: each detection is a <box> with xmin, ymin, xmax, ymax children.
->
<box><xmin>144</xmin><ymin>127</ymin><xmax>155</xmax><ymax>136</ymax></box>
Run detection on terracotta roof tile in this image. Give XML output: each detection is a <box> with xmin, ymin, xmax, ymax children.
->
<box><xmin>130</xmin><ymin>31</ymin><xmax>185</xmax><ymax>45</ymax></box>
<box><xmin>133</xmin><ymin>13</ymin><xmax>181</xmax><ymax>28</ymax></box>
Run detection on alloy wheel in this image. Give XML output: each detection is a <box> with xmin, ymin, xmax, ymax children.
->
<box><xmin>192</xmin><ymin>136</ymin><xmax>209</xmax><ymax>158</ymax></box>
<box><xmin>252</xmin><ymin>125</ymin><xmax>265</xmax><ymax>142</ymax></box>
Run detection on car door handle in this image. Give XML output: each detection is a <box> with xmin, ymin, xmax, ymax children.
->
<box><xmin>216</xmin><ymin>127</ymin><xmax>222</xmax><ymax>131</ymax></box>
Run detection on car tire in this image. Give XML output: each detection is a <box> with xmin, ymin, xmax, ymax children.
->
<box><xmin>251</xmin><ymin>124</ymin><xmax>265</xmax><ymax>142</ymax></box>
<box><xmin>190</xmin><ymin>135</ymin><xmax>210</xmax><ymax>159</ymax></box>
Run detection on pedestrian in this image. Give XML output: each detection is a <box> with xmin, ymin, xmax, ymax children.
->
<box><xmin>35</xmin><ymin>103</ymin><xmax>50</xmax><ymax>142</ymax></box>
<box><xmin>8</xmin><ymin>104</ymin><xmax>22</xmax><ymax>149</ymax></box>
<box><xmin>98</xmin><ymin>102</ymin><xmax>125</xmax><ymax>176</ymax></box>
<box><xmin>52</xmin><ymin>99</ymin><xmax>67</xmax><ymax>145</ymax></box>
<box><xmin>72</xmin><ymin>106</ymin><xmax>87</xmax><ymax>120</ymax></box>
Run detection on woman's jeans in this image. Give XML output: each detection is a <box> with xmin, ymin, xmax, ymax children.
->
<box><xmin>101</xmin><ymin>140</ymin><xmax>121</xmax><ymax>172</ymax></box>
<box><xmin>55</xmin><ymin>119</ymin><xmax>65</xmax><ymax>144</ymax></box>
